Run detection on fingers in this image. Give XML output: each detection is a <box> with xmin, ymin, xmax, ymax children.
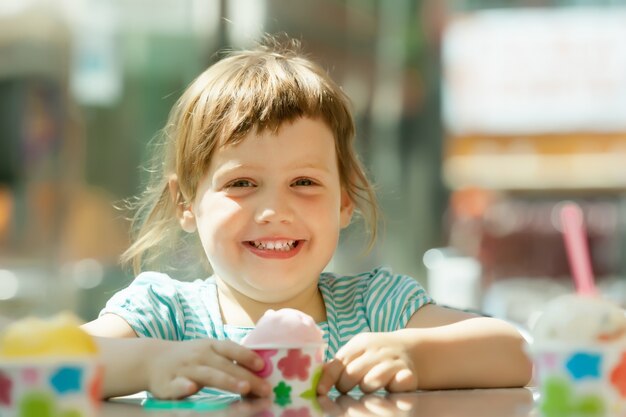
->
<box><xmin>335</xmin><ymin>353</ymin><xmax>399</xmax><ymax>393</ymax></box>
<box><xmin>336</xmin><ymin>354</ymin><xmax>370</xmax><ymax>393</ymax></box>
<box><xmin>183</xmin><ymin>365</ymin><xmax>252</xmax><ymax>394</ymax></box>
<box><xmin>317</xmin><ymin>358</ymin><xmax>344</xmax><ymax>395</ymax></box>
<box><xmin>360</xmin><ymin>361</ymin><xmax>400</xmax><ymax>393</ymax></box>
<box><xmin>156</xmin><ymin>375</ymin><xmax>198</xmax><ymax>399</ymax></box>
<box><xmin>361</xmin><ymin>364</ymin><xmax>417</xmax><ymax>393</ymax></box>
<box><xmin>386</xmin><ymin>368</ymin><xmax>417</xmax><ymax>392</ymax></box>
<box><xmin>318</xmin><ymin>356</ymin><xmax>417</xmax><ymax>395</ymax></box>
<box><xmin>318</xmin><ymin>340</ymin><xmax>368</xmax><ymax>394</ymax></box>
<box><xmin>319</xmin><ymin>354</ymin><xmax>382</xmax><ymax>394</ymax></box>
<box><xmin>151</xmin><ymin>339</ymin><xmax>272</xmax><ymax>399</ymax></box>
<box><xmin>184</xmin><ymin>359</ymin><xmax>271</xmax><ymax>397</ymax></box>
<box><xmin>320</xmin><ymin>353</ymin><xmax>371</xmax><ymax>394</ymax></box>
<box><xmin>211</xmin><ymin>340</ymin><xmax>265</xmax><ymax>372</ymax></box>
<box><xmin>193</xmin><ymin>340</ymin><xmax>270</xmax><ymax>396</ymax></box>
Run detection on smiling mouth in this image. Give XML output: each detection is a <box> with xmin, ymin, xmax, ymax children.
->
<box><xmin>246</xmin><ymin>240</ymin><xmax>301</xmax><ymax>251</ymax></box>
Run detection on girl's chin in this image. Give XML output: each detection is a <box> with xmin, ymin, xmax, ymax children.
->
<box><xmin>242</xmin><ymin>279</ymin><xmax>311</xmax><ymax>299</ymax></box>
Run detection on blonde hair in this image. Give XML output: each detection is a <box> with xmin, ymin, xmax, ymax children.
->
<box><xmin>122</xmin><ymin>38</ymin><xmax>380</xmax><ymax>274</ymax></box>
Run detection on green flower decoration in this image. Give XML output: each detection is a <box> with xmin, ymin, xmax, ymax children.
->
<box><xmin>273</xmin><ymin>381</ymin><xmax>292</xmax><ymax>407</ymax></box>
<box><xmin>19</xmin><ymin>391</ymin><xmax>55</xmax><ymax>417</ymax></box>
<box><xmin>300</xmin><ymin>367</ymin><xmax>322</xmax><ymax>400</ymax></box>
<box><xmin>541</xmin><ymin>377</ymin><xmax>604</xmax><ymax>417</ymax></box>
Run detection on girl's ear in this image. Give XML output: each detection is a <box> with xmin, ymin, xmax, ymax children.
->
<box><xmin>168</xmin><ymin>175</ymin><xmax>197</xmax><ymax>233</ymax></box>
<box><xmin>339</xmin><ymin>189</ymin><xmax>354</xmax><ymax>229</ymax></box>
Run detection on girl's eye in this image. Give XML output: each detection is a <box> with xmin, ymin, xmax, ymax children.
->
<box><xmin>293</xmin><ymin>178</ymin><xmax>316</xmax><ymax>187</ymax></box>
<box><xmin>227</xmin><ymin>179</ymin><xmax>255</xmax><ymax>188</ymax></box>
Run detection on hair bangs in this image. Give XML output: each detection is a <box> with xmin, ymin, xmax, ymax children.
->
<box><xmin>216</xmin><ymin>55</ymin><xmax>349</xmax><ymax>149</ymax></box>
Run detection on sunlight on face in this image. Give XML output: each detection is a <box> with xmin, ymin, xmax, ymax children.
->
<box><xmin>191</xmin><ymin>117</ymin><xmax>354</xmax><ymax>306</ymax></box>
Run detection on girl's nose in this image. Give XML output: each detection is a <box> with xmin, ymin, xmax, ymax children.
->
<box><xmin>254</xmin><ymin>191</ymin><xmax>294</xmax><ymax>224</ymax></box>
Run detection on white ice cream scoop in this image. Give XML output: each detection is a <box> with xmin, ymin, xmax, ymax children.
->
<box><xmin>532</xmin><ymin>294</ymin><xmax>626</xmax><ymax>343</ymax></box>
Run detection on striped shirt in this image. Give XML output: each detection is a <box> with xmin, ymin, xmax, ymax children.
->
<box><xmin>100</xmin><ymin>266</ymin><xmax>432</xmax><ymax>360</ymax></box>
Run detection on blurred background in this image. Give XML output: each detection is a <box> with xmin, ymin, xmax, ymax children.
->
<box><xmin>2</xmin><ymin>0</ymin><xmax>626</xmax><ymax>331</ymax></box>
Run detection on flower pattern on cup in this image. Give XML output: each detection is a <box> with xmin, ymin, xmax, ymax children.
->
<box><xmin>19</xmin><ymin>391</ymin><xmax>56</xmax><ymax>417</ymax></box>
<box><xmin>273</xmin><ymin>382</ymin><xmax>292</xmax><ymax>403</ymax></box>
<box><xmin>537</xmin><ymin>352</ymin><xmax>558</xmax><ymax>373</ymax></box>
<box><xmin>610</xmin><ymin>352</ymin><xmax>626</xmax><ymax>397</ymax></box>
<box><xmin>50</xmin><ymin>367</ymin><xmax>82</xmax><ymax>394</ymax></box>
<box><xmin>278</xmin><ymin>350</ymin><xmax>311</xmax><ymax>381</ymax></box>
<box><xmin>541</xmin><ymin>376</ymin><xmax>604</xmax><ymax>416</ymax></box>
<box><xmin>0</xmin><ymin>371</ymin><xmax>12</xmax><ymax>406</ymax></box>
<box><xmin>89</xmin><ymin>365</ymin><xmax>104</xmax><ymax>406</ymax></box>
<box><xmin>254</xmin><ymin>349</ymin><xmax>278</xmax><ymax>378</ymax></box>
<box><xmin>565</xmin><ymin>352</ymin><xmax>601</xmax><ymax>380</ymax></box>
<box><xmin>23</xmin><ymin>368</ymin><xmax>39</xmax><ymax>385</ymax></box>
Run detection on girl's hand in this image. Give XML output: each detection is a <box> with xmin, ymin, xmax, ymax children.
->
<box><xmin>147</xmin><ymin>339</ymin><xmax>272</xmax><ymax>399</ymax></box>
<box><xmin>317</xmin><ymin>332</ymin><xmax>418</xmax><ymax>395</ymax></box>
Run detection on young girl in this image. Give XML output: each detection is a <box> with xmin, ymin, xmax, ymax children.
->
<box><xmin>83</xmin><ymin>38</ymin><xmax>532</xmax><ymax>400</ymax></box>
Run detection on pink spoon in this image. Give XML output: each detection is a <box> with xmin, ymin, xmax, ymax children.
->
<box><xmin>559</xmin><ymin>202</ymin><xmax>598</xmax><ymax>296</ymax></box>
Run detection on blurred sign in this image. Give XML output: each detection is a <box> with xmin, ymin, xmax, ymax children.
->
<box><xmin>442</xmin><ymin>8</ymin><xmax>626</xmax><ymax>135</ymax></box>
<box><xmin>68</xmin><ymin>0</ymin><xmax>121</xmax><ymax>106</ymax></box>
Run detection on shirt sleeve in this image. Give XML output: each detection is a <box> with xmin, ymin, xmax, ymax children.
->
<box><xmin>364</xmin><ymin>266</ymin><xmax>433</xmax><ymax>332</ymax></box>
<box><xmin>99</xmin><ymin>271</ymin><xmax>185</xmax><ymax>340</ymax></box>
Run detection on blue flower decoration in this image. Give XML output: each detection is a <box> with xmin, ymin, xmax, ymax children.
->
<box><xmin>50</xmin><ymin>367</ymin><xmax>82</xmax><ymax>394</ymax></box>
<box><xmin>566</xmin><ymin>353</ymin><xmax>601</xmax><ymax>380</ymax></box>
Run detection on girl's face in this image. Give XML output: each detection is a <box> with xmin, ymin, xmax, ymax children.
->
<box><xmin>183</xmin><ymin>117</ymin><xmax>353</xmax><ymax>305</ymax></box>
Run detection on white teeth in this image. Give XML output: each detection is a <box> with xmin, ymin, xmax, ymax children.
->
<box><xmin>251</xmin><ymin>240</ymin><xmax>296</xmax><ymax>251</ymax></box>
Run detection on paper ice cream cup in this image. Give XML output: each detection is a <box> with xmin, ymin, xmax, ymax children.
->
<box><xmin>249</xmin><ymin>344</ymin><xmax>326</xmax><ymax>401</ymax></box>
<box><xmin>0</xmin><ymin>357</ymin><xmax>103</xmax><ymax>417</ymax></box>
<box><xmin>528</xmin><ymin>340</ymin><xmax>626</xmax><ymax>416</ymax></box>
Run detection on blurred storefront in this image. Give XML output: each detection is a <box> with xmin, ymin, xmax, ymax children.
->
<box><xmin>440</xmin><ymin>2</ymin><xmax>626</xmax><ymax>328</ymax></box>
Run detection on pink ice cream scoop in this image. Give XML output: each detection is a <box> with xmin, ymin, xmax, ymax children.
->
<box><xmin>242</xmin><ymin>308</ymin><xmax>324</xmax><ymax>347</ymax></box>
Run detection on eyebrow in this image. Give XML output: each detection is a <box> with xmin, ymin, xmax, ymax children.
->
<box><xmin>287</xmin><ymin>161</ymin><xmax>333</xmax><ymax>172</ymax></box>
<box><xmin>213</xmin><ymin>160</ymin><xmax>333</xmax><ymax>176</ymax></box>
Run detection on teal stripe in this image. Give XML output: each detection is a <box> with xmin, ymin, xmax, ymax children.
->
<box><xmin>336</xmin><ymin>315</ymin><xmax>364</xmax><ymax>329</ymax></box>
<box><xmin>342</xmin><ymin>321</ymin><xmax>368</xmax><ymax>334</ymax></box>
<box><xmin>148</xmin><ymin>291</ymin><xmax>176</xmax><ymax>340</ymax></box>
<box><xmin>138</xmin><ymin>307</ymin><xmax>164</xmax><ymax>338</ymax></box>
<box><xmin>185</xmin><ymin>325</ymin><xmax>210</xmax><ymax>334</ymax></box>
<box><xmin>185</xmin><ymin>318</ymin><xmax>206</xmax><ymax>328</ymax></box>
<box><xmin>148</xmin><ymin>290</ymin><xmax>176</xmax><ymax>340</ymax></box>
<box><xmin>331</xmin><ymin>278</ymin><xmax>363</xmax><ymax>291</ymax></box>
<box><xmin>387</xmin><ymin>280</ymin><xmax>408</xmax><ymax>323</ymax></box>
<box><xmin>368</xmin><ymin>280</ymin><xmax>389</xmax><ymax>331</ymax></box>
<box><xmin>391</xmin><ymin>277</ymin><xmax>416</xmax><ymax>327</ymax></box>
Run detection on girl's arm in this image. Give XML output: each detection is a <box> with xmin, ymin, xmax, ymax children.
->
<box><xmin>318</xmin><ymin>305</ymin><xmax>532</xmax><ymax>394</ymax></box>
<box><xmin>399</xmin><ymin>304</ymin><xmax>532</xmax><ymax>389</ymax></box>
<box><xmin>82</xmin><ymin>313</ymin><xmax>138</xmax><ymax>338</ymax></box>
<box><xmin>83</xmin><ymin>315</ymin><xmax>271</xmax><ymax>399</ymax></box>
<box><xmin>93</xmin><ymin>336</ymin><xmax>167</xmax><ymax>398</ymax></box>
